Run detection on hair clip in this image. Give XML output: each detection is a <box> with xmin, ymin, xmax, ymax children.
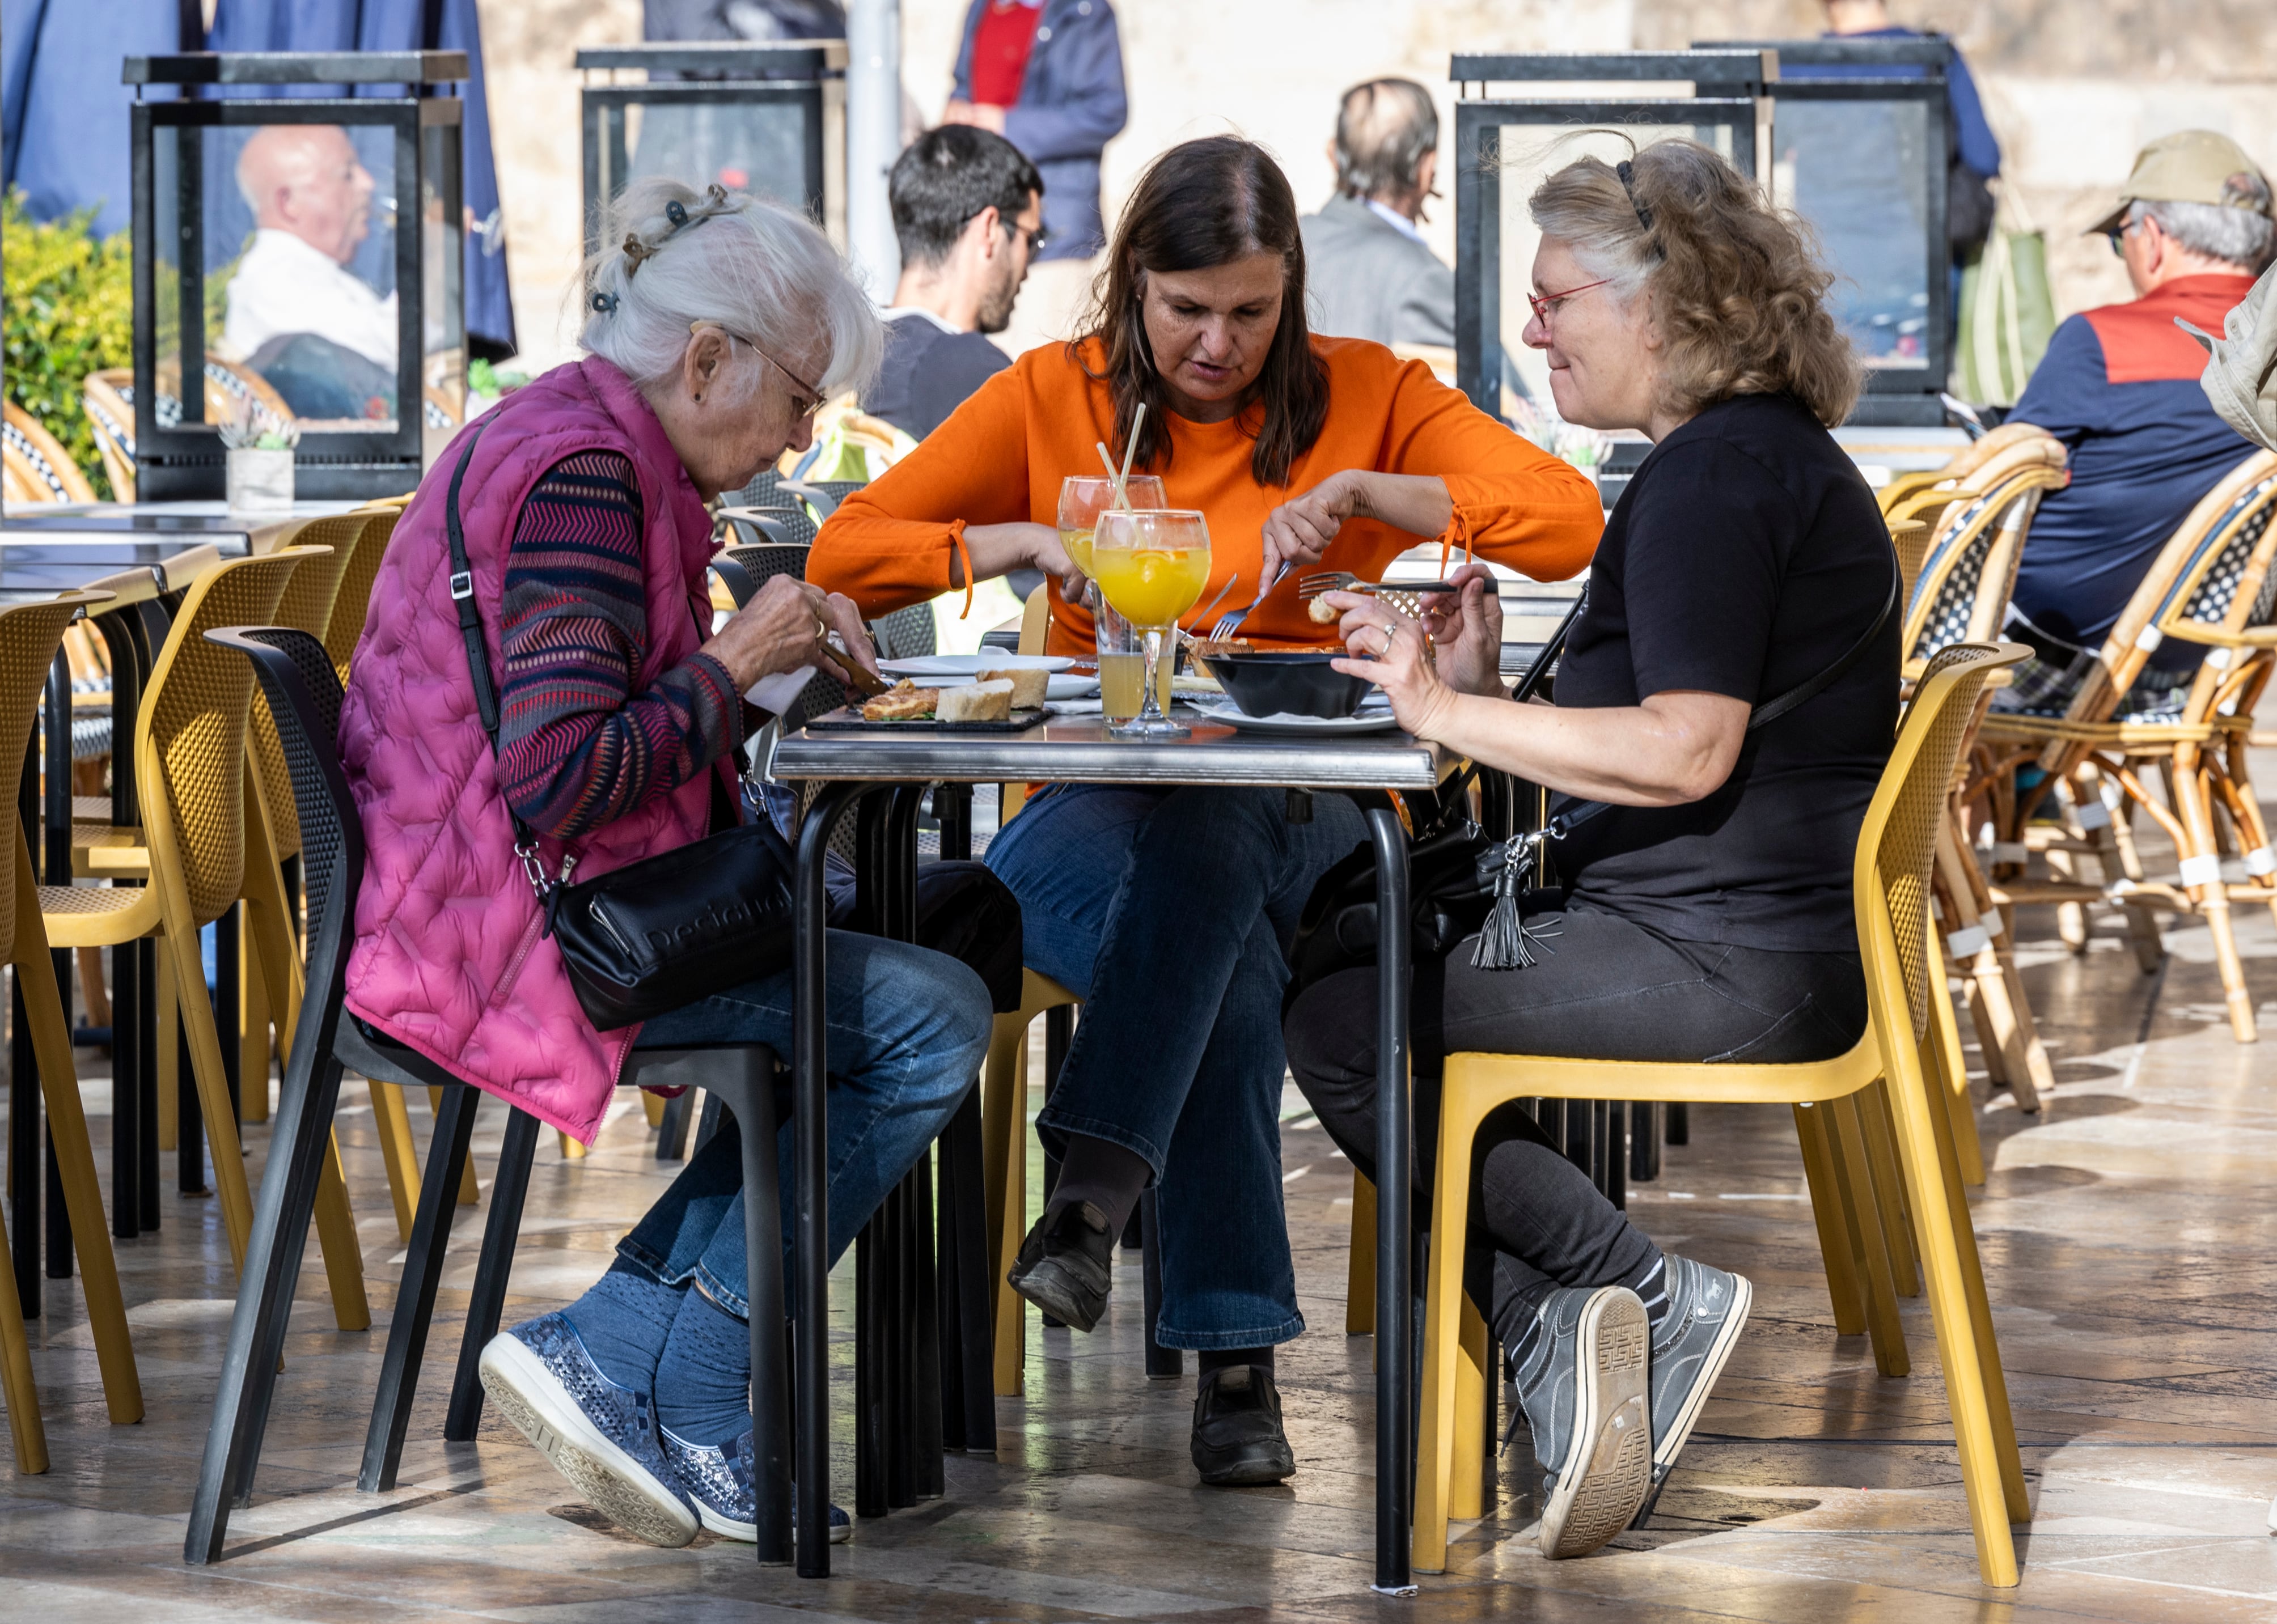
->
<box><xmin>666</xmin><ymin>199</ymin><xmax>689</xmax><ymax>230</ymax></box>
<box><xmin>1616</xmin><ymin>159</ymin><xmax>1655</xmax><ymax>233</ymax></box>
<box><xmin>591</xmin><ymin>290</ymin><xmax>620</xmax><ymax>316</ymax></box>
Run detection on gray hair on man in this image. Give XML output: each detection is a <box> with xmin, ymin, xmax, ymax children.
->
<box><xmin>2130</xmin><ymin>168</ymin><xmax>2277</xmax><ymax>274</ymax></box>
<box><xmin>578</xmin><ymin>176</ymin><xmax>883</xmax><ymax>408</ymax></box>
<box><xmin>1333</xmin><ymin>78</ymin><xmax>1438</xmax><ymax>202</ymax></box>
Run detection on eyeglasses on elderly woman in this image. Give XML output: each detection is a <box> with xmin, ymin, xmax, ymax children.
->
<box><xmin>687</xmin><ymin>319</ymin><xmax>827</xmax><ymax>419</ymax></box>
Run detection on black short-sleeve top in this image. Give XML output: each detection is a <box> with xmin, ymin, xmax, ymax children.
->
<box><xmin>1552</xmin><ymin>392</ymin><xmax>1900</xmax><ymax>953</ymax></box>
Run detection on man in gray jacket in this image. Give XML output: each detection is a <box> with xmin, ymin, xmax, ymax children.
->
<box><xmin>1300</xmin><ymin>78</ymin><xmax>1455</xmax><ymax>350</ymax></box>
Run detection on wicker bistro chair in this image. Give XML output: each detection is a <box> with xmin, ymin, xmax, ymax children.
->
<box><xmin>1897</xmin><ymin>448</ymin><xmax>2069</xmax><ymax>1111</ymax></box>
<box><xmin>1978</xmin><ymin>450</ymin><xmax>2277</xmax><ymax>1042</ymax></box>
<box><xmin>0</xmin><ymin>591</ymin><xmax>145</xmax><ymax>1472</ymax></box>
<box><xmin>1411</xmin><ymin>644</ymin><xmax>2033</xmax><ymax>1586</ymax></box>
<box><xmin>2</xmin><ymin>404</ymin><xmax>99</xmax><ymax>505</ymax></box>
<box><xmin>38</xmin><ymin>551</ymin><xmax>369</xmax><ymax>1328</ymax></box>
<box><xmin>81</xmin><ymin>371</ymin><xmax>138</xmax><ymax>501</ymax></box>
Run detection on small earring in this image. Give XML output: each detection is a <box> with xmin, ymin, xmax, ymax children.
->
<box><xmin>693</xmin><ymin>393</ymin><xmax>704</xmax><ymax>404</ymax></box>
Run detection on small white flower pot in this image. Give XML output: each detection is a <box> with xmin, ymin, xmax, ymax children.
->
<box><xmin>226</xmin><ymin>447</ymin><xmax>295</xmax><ymax>514</ymax></box>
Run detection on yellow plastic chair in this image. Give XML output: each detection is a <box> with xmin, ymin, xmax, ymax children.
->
<box><xmin>0</xmin><ymin>591</ymin><xmax>145</xmax><ymax>1470</ymax></box>
<box><xmin>323</xmin><ymin>506</ymin><xmax>403</xmax><ymax>689</ymax></box>
<box><xmin>40</xmin><ymin>551</ymin><xmax>369</xmax><ymax>1328</ymax></box>
<box><xmin>1412</xmin><ymin>643</ymin><xmax>2032</xmax><ymax>1586</ymax></box>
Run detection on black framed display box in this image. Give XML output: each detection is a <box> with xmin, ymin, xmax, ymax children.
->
<box><xmin>1449</xmin><ymin>52</ymin><xmax>1777</xmax><ymax>502</ymax></box>
<box><xmin>578</xmin><ymin>42</ymin><xmax>848</xmax><ymax>258</ymax></box>
<box><xmin>125</xmin><ymin>51</ymin><xmax>468</xmax><ymax>501</ymax></box>
<box><xmin>1451</xmin><ymin>44</ymin><xmax>1956</xmax><ymax>433</ymax></box>
<box><xmin>1706</xmin><ymin>37</ymin><xmax>1954</xmax><ymax>425</ymax></box>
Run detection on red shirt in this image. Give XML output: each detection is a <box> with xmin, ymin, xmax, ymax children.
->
<box><xmin>969</xmin><ymin>0</ymin><xmax>1040</xmax><ymax>107</ymax></box>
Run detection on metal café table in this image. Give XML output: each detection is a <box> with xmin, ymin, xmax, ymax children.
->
<box><xmin>771</xmin><ymin>711</ymin><xmax>1446</xmax><ymax>1589</ymax></box>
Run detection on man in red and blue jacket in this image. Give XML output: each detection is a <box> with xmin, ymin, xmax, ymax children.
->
<box><xmin>2008</xmin><ymin>132</ymin><xmax>2274</xmax><ymax>688</ymax></box>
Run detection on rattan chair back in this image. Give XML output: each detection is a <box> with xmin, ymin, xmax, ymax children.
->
<box><xmin>81</xmin><ymin>370</ymin><xmax>138</xmax><ymax>500</ymax></box>
<box><xmin>1901</xmin><ymin>463</ymin><xmax>2064</xmax><ymax>667</ymax></box>
<box><xmin>2</xmin><ymin>404</ymin><xmax>98</xmax><ymax>504</ymax></box>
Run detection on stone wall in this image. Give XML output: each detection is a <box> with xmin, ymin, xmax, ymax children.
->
<box><xmin>481</xmin><ymin>0</ymin><xmax>2275</xmax><ymax>371</ymax></box>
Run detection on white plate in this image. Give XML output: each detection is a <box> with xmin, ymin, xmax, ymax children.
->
<box><xmin>879</xmin><ymin>654</ymin><xmax>1074</xmax><ymax>677</ymax></box>
<box><xmin>905</xmin><ymin>673</ymin><xmax>1097</xmax><ymax>699</ymax></box>
<box><xmin>1189</xmin><ymin>702</ymin><xmax>1402</xmax><ymax>735</ymax></box>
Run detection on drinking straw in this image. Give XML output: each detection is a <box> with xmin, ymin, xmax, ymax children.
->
<box><xmin>1118</xmin><ymin>402</ymin><xmax>1147</xmax><ymax>493</ymax></box>
<box><xmin>1095</xmin><ymin>440</ymin><xmax>1127</xmax><ymax>507</ymax></box>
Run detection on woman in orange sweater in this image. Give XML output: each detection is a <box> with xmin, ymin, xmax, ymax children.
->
<box><xmin>810</xmin><ymin>136</ymin><xmax>1600</xmax><ymax>1485</ymax></box>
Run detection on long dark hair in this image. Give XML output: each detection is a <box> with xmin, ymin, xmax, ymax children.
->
<box><xmin>1078</xmin><ymin>137</ymin><xmax>1329</xmax><ymax>489</ymax></box>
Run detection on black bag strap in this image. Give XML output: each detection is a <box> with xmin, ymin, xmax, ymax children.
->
<box><xmin>443</xmin><ymin>423</ymin><xmax>502</xmax><ymax>745</ymax></box>
<box><xmin>1542</xmin><ymin>553</ymin><xmax>1899</xmax><ymax>843</ymax></box>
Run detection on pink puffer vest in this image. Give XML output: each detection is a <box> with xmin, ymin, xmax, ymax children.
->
<box><xmin>338</xmin><ymin>357</ymin><xmax>735</xmax><ymax>1143</ymax></box>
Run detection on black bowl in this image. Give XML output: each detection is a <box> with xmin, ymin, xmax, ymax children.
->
<box><xmin>1205</xmin><ymin>650</ymin><xmax>1375</xmax><ymax>719</ymax></box>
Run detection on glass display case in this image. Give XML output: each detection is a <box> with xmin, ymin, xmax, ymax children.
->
<box><xmin>1449</xmin><ymin>52</ymin><xmax>1777</xmax><ymax>503</ymax></box>
<box><xmin>125</xmin><ymin>51</ymin><xmax>467</xmax><ymax>500</ymax></box>
<box><xmin>578</xmin><ymin>42</ymin><xmax>849</xmax><ymax>257</ymax></box>
<box><xmin>1707</xmin><ymin>37</ymin><xmax>1954</xmax><ymax>423</ymax></box>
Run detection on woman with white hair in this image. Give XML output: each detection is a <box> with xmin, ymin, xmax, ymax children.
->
<box><xmin>1291</xmin><ymin>139</ymin><xmax>1899</xmax><ymax>1557</ymax></box>
<box><xmin>336</xmin><ymin>180</ymin><xmax>992</xmax><ymax>1549</ymax></box>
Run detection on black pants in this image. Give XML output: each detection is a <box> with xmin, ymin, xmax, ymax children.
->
<box><xmin>1285</xmin><ymin>902</ymin><xmax>1866</xmax><ymax>1335</ymax></box>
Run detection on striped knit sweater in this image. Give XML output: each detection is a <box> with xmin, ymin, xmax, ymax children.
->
<box><xmin>497</xmin><ymin>450</ymin><xmax>742</xmax><ymax>842</ymax></box>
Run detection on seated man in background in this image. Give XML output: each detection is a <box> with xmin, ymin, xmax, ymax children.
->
<box><xmin>2000</xmin><ymin>132</ymin><xmax>2272</xmax><ymax>715</ymax></box>
<box><xmin>224</xmin><ymin>125</ymin><xmax>399</xmax><ymax>415</ymax></box>
<box><xmin>867</xmin><ymin>125</ymin><xmax>1043</xmax><ymax>440</ymax></box>
<box><xmin>1299</xmin><ymin>78</ymin><xmax>1455</xmax><ymax>351</ymax></box>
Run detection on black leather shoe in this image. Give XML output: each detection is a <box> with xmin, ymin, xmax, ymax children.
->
<box><xmin>1006</xmin><ymin>1201</ymin><xmax>1115</xmax><ymax>1332</ymax></box>
<box><xmin>1190</xmin><ymin>1366</ymin><xmax>1297</xmax><ymax>1486</ymax></box>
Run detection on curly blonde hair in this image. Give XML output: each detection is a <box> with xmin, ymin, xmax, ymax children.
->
<box><xmin>1528</xmin><ymin>139</ymin><xmax>1861</xmax><ymax>428</ymax></box>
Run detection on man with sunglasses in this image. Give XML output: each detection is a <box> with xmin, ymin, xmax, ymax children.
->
<box><xmin>1998</xmin><ymin>132</ymin><xmax>2275</xmax><ymax>714</ymax></box>
<box><xmin>866</xmin><ymin>126</ymin><xmax>1046</xmax><ymax>443</ymax></box>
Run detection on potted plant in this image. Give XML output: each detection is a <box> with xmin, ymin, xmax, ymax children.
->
<box><xmin>221</xmin><ymin>403</ymin><xmax>299</xmax><ymax>513</ymax></box>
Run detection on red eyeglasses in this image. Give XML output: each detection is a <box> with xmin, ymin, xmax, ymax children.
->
<box><xmin>1526</xmin><ymin>277</ymin><xmax>1614</xmax><ymax>329</ymax></box>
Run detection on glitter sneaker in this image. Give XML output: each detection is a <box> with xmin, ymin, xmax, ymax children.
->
<box><xmin>477</xmin><ymin>1312</ymin><xmax>698</xmax><ymax>1548</ymax></box>
<box><xmin>660</xmin><ymin>1425</ymin><xmax>853</xmax><ymax>1545</ymax></box>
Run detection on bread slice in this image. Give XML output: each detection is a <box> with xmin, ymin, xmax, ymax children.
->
<box><xmin>861</xmin><ymin>680</ymin><xmax>935</xmax><ymax>722</ymax></box>
<box><xmin>978</xmin><ymin>667</ymin><xmax>1049</xmax><ymax>709</ymax></box>
<box><xmin>937</xmin><ymin>678</ymin><xmax>1013</xmax><ymax>723</ymax></box>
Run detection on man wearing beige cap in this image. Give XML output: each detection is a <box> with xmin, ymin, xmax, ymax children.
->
<box><xmin>2000</xmin><ymin>131</ymin><xmax>2274</xmax><ymax>716</ymax></box>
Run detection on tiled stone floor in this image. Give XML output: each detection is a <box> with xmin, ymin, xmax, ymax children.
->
<box><xmin>7</xmin><ymin>856</ymin><xmax>2277</xmax><ymax>1619</ymax></box>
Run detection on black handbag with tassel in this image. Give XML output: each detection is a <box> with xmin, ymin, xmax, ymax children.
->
<box><xmin>1285</xmin><ymin>560</ymin><xmax>1895</xmax><ymax>1003</ymax></box>
<box><xmin>439</xmin><ymin>425</ymin><xmax>800</xmax><ymax>1031</ymax></box>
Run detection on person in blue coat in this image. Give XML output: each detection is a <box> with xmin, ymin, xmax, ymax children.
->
<box><xmin>942</xmin><ymin>0</ymin><xmax>1125</xmax><ymax>350</ymax></box>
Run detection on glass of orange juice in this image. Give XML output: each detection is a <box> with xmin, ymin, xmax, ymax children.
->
<box><xmin>1057</xmin><ymin>474</ymin><xmax>1166</xmax><ymax>587</ymax></box>
<box><xmin>1092</xmin><ymin>507</ymin><xmax>1211</xmax><ymax>738</ymax></box>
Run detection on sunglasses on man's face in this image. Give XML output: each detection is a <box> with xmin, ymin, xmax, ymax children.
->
<box><xmin>2104</xmin><ymin>217</ymin><xmax>2143</xmax><ymax>257</ymax></box>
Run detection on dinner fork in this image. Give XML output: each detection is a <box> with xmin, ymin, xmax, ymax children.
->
<box><xmin>1209</xmin><ymin>560</ymin><xmax>1289</xmax><ymax>641</ymax></box>
<box><xmin>1298</xmin><ymin>572</ymin><xmax>1455</xmax><ymax>620</ymax></box>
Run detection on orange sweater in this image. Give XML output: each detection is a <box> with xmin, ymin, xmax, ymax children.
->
<box><xmin>810</xmin><ymin>334</ymin><xmax>1603</xmax><ymax>655</ymax></box>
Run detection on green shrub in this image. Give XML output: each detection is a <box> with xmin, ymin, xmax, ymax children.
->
<box><xmin>3</xmin><ymin>193</ymin><xmax>133</xmax><ymax>499</ymax></box>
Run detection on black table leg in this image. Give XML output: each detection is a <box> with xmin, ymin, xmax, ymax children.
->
<box><xmin>1365</xmin><ymin>805</ymin><xmax>1414</xmax><ymax>1594</ymax></box>
<box><xmin>43</xmin><ymin>655</ymin><xmax>73</xmax><ymax>1279</ymax></box>
<box><xmin>137</xmin><ymin>939</ymin><xmax>159</xmax><ymax>1227</ymax></box>
<box><xmin>793</xmin><ymin>780</ymin><xmax>864</xmax><ymax>1578</ymax></box>
<box><xmin>12</xmin><ymin>730</ymin><xmax>41</xmax><ymax>1309</ymax></box>
<box><xmin>93</xmin><ymin>612</ymin><xmax>144</xmax><ymax>1239</ymax></box>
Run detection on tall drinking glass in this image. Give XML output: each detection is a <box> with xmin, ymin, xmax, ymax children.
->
<box><xmin>1091</xmin><ymin>508</ymin><xmax>1211</xmax><ymax>739</ymax></box>
<box><xmin>1057</xmin><ymin>474</ymin><xmax>1166</xmax><ymax>586</ymax></box>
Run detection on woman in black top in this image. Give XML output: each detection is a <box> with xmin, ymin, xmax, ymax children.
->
<box><xmin>1287</xmin><ymin>140</ymin><xmax>1897</xmax><ymax>1558</ymax></box>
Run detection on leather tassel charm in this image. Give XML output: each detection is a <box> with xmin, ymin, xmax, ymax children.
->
<box><xmin>1472</xmin><ymin>836</ymin><xmax>1542</xmax><ymax>971</ymax></box>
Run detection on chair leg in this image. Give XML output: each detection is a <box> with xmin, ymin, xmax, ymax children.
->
<box><xmin>1878</xmin><ymin>1020</ymin><xmax>2025</xmax><ymax>1585</ymax></box>
<box><xmin>1859</xmin><ymin>1082</ymin><xmax>1921</xmax><ymax>1297</ymax></box>
<box><xmin>1412</xmin><ymin>1078</ymin><xmax>1485</xmax><ymax>1575</ymax></box>
<box><xmin>444</xmin><ymin>1105</ymin><xmax>541</xmax><ymax>1441</ymax></box>
<box><xmin>558</xmin><ymin>1128</ymin><xmax>587</xmax><ymax>1162</ymax></box>
<box><xmin>1927</xmin><ymin>951</ymin><xmax>1986</xmax><ymax>1187</ymax></box>
<box><xmin>981</xmin><ymin>1008</ymin><xmax>1030</xmax><ymax>1397</ymax></box>
<box><xmin>368</xmin><ymin>1082</ymin><xmax>422</xmax><ymax>1242</ymax></box>
<box><xmin>2081</xmin><ymin>765</ymin><xmax>2166</xmax><ymax>972</ymax></box>
<box><xmin>311</xmin><ymin>1130</ymin><xmax>370</xmax><ymax>1331</ymax></box>
<box><xmin>421</xmin><ymin>1088</ymin><xmax>483</xmax><ymax>1201</ymax></box>
<box><xmin>1826</xmin><ymin>1095</ymin><xmax>1910</xmax><ymax>1379</ymax></box>
<box><xmin>0</xmin><ymin>1206</ymin><xmax>47</xmax><ymax>1474</ymax></box>
<box><xmin>164</xmin><ymin>927</ymin><xmax>255</xmax><ymax>1275</ymax></box>
<box><xmin>239</xmin><ymin>928</ymin><xmax>269</xmax><ymax>1125</ymax></box>
<box><xmin>727</xmin><ymin>1063</ymin><xmax>792</xmax><ymax>1564</ymax></box>
<box><xmin>1346</xmin><ymin>1172</ymin><xmax>1377</xmax><ymax>1335</ymax></box>
<box><xmin>641</xmin><ymin>1089</ymin><xmax>667</xmax><ymax>1129</ymax></box>
<box><xmin>1449</xmin><ymin>1293</ymin><xmax>1489</xmax><ymax>1522</ymax></box>
<box><xmin>655</xmin><ymin>1089</ymin><xmax>694</xmax><ymax>1160</ymax></box>
<box><xmin>184</xmin><ymin>1050</ymin><xmax>346</xmax><ymax>1560</ymax></box>
<box><xmin>358</xmin><ymin>1084</ymin><xmax>480</xmax><ymax>1492</ymax></box>
<box><xmin>1792</xmin><ymin>1104</ymin><xmax>1867</xmax><ymax>1336</ymax></box>
<box><xmin>156</xmin><ymin>947</ymin><xmax>178</xmax><ymax>1152</ymax></box>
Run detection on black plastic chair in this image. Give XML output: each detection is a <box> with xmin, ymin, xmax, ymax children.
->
<box><xmin>184</xmin><ymin>629</ymin><xmax>795</xmax><ymax>1565</ymax></box>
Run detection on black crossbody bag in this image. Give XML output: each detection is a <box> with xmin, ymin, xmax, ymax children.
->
<box><xmin>1286</xmin><ymin>559</ymin><xmax>1898</xmax><ymax>999</ymax></box>
<box><xmin>441</xmin><ymin>426</ymin><xmax>798</xmax><ymax>1031</ymax></box>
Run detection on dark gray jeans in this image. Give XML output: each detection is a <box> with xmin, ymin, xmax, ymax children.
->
<box><xmin>1285</xmin><ymin>901</ymin><xmax>1867</xmax><ymax>1332</ymax></box>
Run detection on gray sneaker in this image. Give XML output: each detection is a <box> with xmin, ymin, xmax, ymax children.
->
<box><xmin>659</xmin><ymin>1426</ymin><xmax>853</xmax><ymax>1545</ymax></box>
<box><xmin>1638</xmin><ymin>1256</ymin><xmax>1752</xmax><ymax>1515</ymax></box>
<box><xmin>477</xmin><ymin>1312</ymin><xmax>698</xmax><ymax>1548</ymax></box>
<box><xmin>1510</xmin><ymin>1284</ymin><xmax>1653</xmax><ymax>1559</ymax></box>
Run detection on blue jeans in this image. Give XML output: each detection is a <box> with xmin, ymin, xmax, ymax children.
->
<box><xmin>615</xmin><ymin>930</ymin><xmax>991</xmax><ymax>1316</ymax></box>
<box><xmin>985</xmin><ymin>783</ymin><xmax>1368</xmax><ymax>1349</ymax></box>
